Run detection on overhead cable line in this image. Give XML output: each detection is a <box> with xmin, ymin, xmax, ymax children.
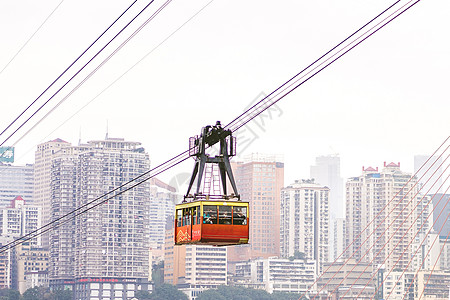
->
<box><xmin>0</xmin><ymin>0</ymin><xmax>175</xmax><ymax>148</ymax></box>
<box><xmin>0</xmin><ymin>149</ymin><xmax>190</xmax><ymax>254</ymax></box>
<box><xmin>0</xmin><ymin>0</ymin><xmax>138</xmax><ymax>140</ymax></box>
<box><xmin>0</xmin><ymin>0</ymin><xmax>426</xmax><ymax>259</ymax></box>
<box><xmin>0</xmin><ymin>0</ymin><xmax>66</xmax><ymax>77</ymax></box>
<box><xmin>386</xmin><ymin>186</ymin><xmax>450</xmax><ymax>299</ymax></box>
<box><xmin>417</xmin><ymin>204</ymin><xmax>450</xmax><ymax>300</ymax></box>
<box><xmin>370</xmin><ymin>169</ymin><xmax>450</xmax><ymax>298</ymax></box>
<box><xmin>345</xmin><ymin>158</ymin><xmax>450</xmax><ymax>299</ymax></box>
<box><xmin>227</xmin><ymin>0</ymin><xmax>417</xmax><ymax>133</ymax></box>
<box><xmin>0</xmin><ymin>0</ymin><xmax>215</xmax><ymax>175</ymax></box>
<box><xmin>305</xmin><ymin>140</ymin><xmax>449</xmax><ymax>300</ymax></box>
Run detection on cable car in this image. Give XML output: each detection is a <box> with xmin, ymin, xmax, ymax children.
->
<box><xmin>174</xmin><ymin>121</ymin><xmax>249</xmax><ymax>246</ymax></box>
<box><xmin>175</xmin><ymin>200</ymin><xmax>249</xmax><ymax>246</ymax></box>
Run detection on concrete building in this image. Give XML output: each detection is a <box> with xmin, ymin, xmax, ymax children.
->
<box><xmin>0</xmin><ymin>237</ymin><xmax>13</xmax><ymax>289</ymax></box>
<box><xmin>317</xmin><ymin>259</ymin><xmax>375</xmax><ymax>299</ymax></box>
<box><xmin>0</xmin><ymin>196</ymin><xmax>41</xmax><ymax>247</ymax></box>
<box><xmin>345</xmin><ymin>162</ymin><xmax>421</xmax><ymax>272</ymax></box>
<box><xmin>164</xmin><ymin>220</ymin><xmax>186</xmax><ymax>286</ymax></box>
<box><xmin>149</xmin><ymin>178</ymin><xmax>177</xmax><ymax>249</ymax></box>
<box><xmin>48</xmin><ymin>137</ymin><xmax>151</xmax><ymax>299</ymax></box>
<box><xmin>414</xmin><ymin>155</ymin><xmax>443</xmax><ymax>195</ymax></box>
<box><xmin>280</xmin><ymin>179</ymin><xmax>329</xmax><ymax>274</ymax></box>
<box><xmin>310</xmin><ymin>155</ymin><xmax>344</xmax><ymax>218</ymax></box>
<box><xmin>0</xmin><ymin>163</ymin><xmax>34</xmax><ymax>209</ymax></box>
<box><xmin>382</xmin><ymin>270</ymin><xmax>450</xmax><ymax>300</ymax></box>
<box><xmin>35</xmin><ymin>138</ymin><xmax>71</xmax><ymax>248</ymax></box>
<box><xmin>334</xmin><ymin>218</ymin><xmax>345</xmax><ymax>261</ymax></box>
<box><xmin>233</xmin><ymin>257</ymin><xmax>316</xmax><ymax>294</ymax></box>
<box><xmin>440</xmin><ymin>236</ymin><xmax>450</xmax><ymax>270</ymax></box>
<box><xmin>411</xmin><ymin>233</ymin><xmax>441</xmax><ymax>272</ymax></box>
<box><xmin>170</xmin><ymin>244</ymin><xmax>227</xmax><ymax>300</ymax></box>
<box><xmin>433</xmin><ymin>194</ymin><xmax>450</xmax><ymax>238</ymax></box>
<box><xmin>12</xmin><ymin>242</ymin><xmax>49</xmax><ymax>293</ymax></box>
<box><xmin>228</xmin><ymin>154</ymin><xmax>284</xmax><ymax>262</ymax></box>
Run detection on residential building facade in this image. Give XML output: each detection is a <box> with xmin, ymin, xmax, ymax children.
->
<box><xmin>48</xmin><ymin>137</ymin><xmax>151</xmax><ymax>299</ymax></box>
<box><xmin>280</xmin><ymin>179</ymin><xmax>329</xmax><ymax>274</ymax></box>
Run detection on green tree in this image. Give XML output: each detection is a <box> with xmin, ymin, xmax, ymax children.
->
<box><xmin>0</xmin><ymin>289</ymin><xmax>20</xmax><ymax>300</ymax></box>
<box><xmin>135</xmin><ymin>290</ymin><xmax>151</xmax><ymax>299</ymax></box>
<box><xmin>22</xmin><ymin>287</ymin><xmax>40</xmax><ymax>300</ymax></box>
<box><xmin>53</xmin><ymin>289</ymin><xmax>72</xmax><ymax>300</ymax></box>
<box><xmin>152</xmin><ymin>261</ymin><xmax>164</xmax><ymax>287</ymax></box>
<box><xmin>149</xmin><ymin>284</ymin><xmax>187</xmax><ymax>300</ymax></box>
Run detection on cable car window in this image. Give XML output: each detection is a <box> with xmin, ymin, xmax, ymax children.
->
<box><xmin>183</xmin><ymin>208</ymin><xmax>191</xmax><ymax>226</ymax></box>
<box><xmin>233</xmin><ymin>206</ymin><xmax>247</xmax><ymax>225</ymax></box>
<box><xmin>219</xmin><ymin>206</ymin><xmax>232</xmax><ymax>224</ymax></box>
<box><xmin>196</xmin><ymin>207</ymin><xmax>201</xmax><ymax>224</ymax></box>
<box><xmin>193</xmin><ymin>207</ymin><xmax>198</xmax><ymax>225</ymax></box>
<box><xmin>177</xmin><ymin>210</ymin><xmax>182</xmax><ymax>227</ymax></box>
<box><xmin>203</xmin><ymin>206</ymin><xmax>217</xmax><ymax>224</ymax></box>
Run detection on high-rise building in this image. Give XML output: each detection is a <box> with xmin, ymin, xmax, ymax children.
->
<box><xmin>280</xmin><ymin>179</ymin><xmax>329</xmax><ymax>274</ymax></box>
<box><xmin>228</xmin><ymin>154</ymin><xmax>284</xmax><ymax>261</ymax></box>
<box><xmin>34</xmin><ymin>138</ymin><xmax>71</xmax><ymax>248</ymax></box>
<box><xmin>433</xmin><ymin>194</ymin><xmax>450</xmax><ymax>238</ymax></box>
<box><xmin>310</xmin><ymin>155</ymin><xmax>344</xmax><ymax>218</ymax></box>
<box><xmin>0</xmin><ymin>196</ymin><xmax>41</xmax><ymax>247</ymax></box>
<box><xmin>48</xmin><ymin>137</ymin><xmax>151</xmax><ymax>298</ymax></box>
<box><xmin>345</xmin><ymin>162</ymin><xmax>422</xmax><ymax>272</ymax></box>
<box><xmin>0</xmin><ymin>163</ymin><xmax>34</xmax><ymax>209</ymax></box>
<box><xmin>310</xmin><ymin>155</ymin><xmax>344</xmax><ymax>263</ymax></box>
<box><xmin>334</xmin><ymin>218</ymin><xmax>345</xmax><ymax>261</ymax></box>
<box><xmin>414</xmin><ymin>155</ymin><xmax>443</xmax><ymax>195</ymax></box>
<box><xmin>149</xmin><ymin>178</ymin><xmax>177</xmax><ymax>249</ymax></box>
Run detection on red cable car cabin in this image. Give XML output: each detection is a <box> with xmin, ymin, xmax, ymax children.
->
<box><xmin>175</xmin><ymin>200</ymin><xmax>249</xmax><ymax>246</ymax></box>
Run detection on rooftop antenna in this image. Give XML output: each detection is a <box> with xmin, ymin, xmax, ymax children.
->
<box><xmin>78</xmin><ymin>127</ymin><xmax>82</xmax><ymax>146</ymax></box>
<box><xmin>105</xmin><ymin>120</ymin><xmax>109</xmax><ymax>140</ymax></box>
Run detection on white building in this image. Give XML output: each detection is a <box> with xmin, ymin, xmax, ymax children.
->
<box><xmin>35</xmin><ymin>138</ymin><xmax>71</xmax><ymax>248</ymax></box>
<box><xmin>178</xmin><ymin>245</ymin><xmax>227</xmax><ymax>300</ymax></box>
<box><xmin>334</xmin><ymin>218</ymin><xmax>345</xmax><ymax>261</ymax></box>
<box><xmin>0</xmin><ymin>196</ymin><xmax>41</xmax><ymax>246</ymax></box>
<box><xmin>345</xmin><ymin>162</ymin><xmax>421</xmax><ymax>272</ymax></box>
<box><xmin>148</xmin><ymin>178</ymin><xmax>177</xmax><ymax>249</ymax></box>
<box><xmin>234</xmin><ymin>257</ymin><xmax>316</xmax><ymax>294</ymax></box>
<box><xmin>0</xmin><ymin>163</ymin><xmax>34</xmax><ymax>209</ymax></box>
<box><xmin>280</xmin><ymin>179</ymin><xmax>329</xmax><ymax>274</ymax></box>
<box><xmin>48</xmin><ymin>137</ymin><xmax>151</xmax><ymax>299</ymax></box>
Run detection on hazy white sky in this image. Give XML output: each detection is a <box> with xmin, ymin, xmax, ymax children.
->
<box><xmin>0</xmin><ymin>0</ymin><xmax>448</xmax><ymax>187</ymax></box>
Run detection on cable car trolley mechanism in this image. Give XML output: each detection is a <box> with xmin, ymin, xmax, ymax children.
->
<box><xmin>174</xmin><ymin>121</ymin><xmax>249</xmax><ymax>246</ymax></box>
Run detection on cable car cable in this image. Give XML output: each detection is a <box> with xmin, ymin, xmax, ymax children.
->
<box><xmin>384</xmin><ymin>186</ymin><xmax>450</xmax><ymax>300</ymax></box>
<box><xmin>0</xmin><ymin>0</ymin><xmax>66</xmax><ymax>77</ymax></box>
<box><xmin>0</xmin><ymin>0</ymin><xmax>426</xmax><ymax>258</ymax></box>
<box><xmin>0</xmin><ymin>0</ymin><xmax>168</xmax><ymax>148</ymax></box>
<box><xmin>0</xmin><ymin>0</ymin><xmax>139</xmax><ymax>139</ymax></box>
<box><xmin>225</xmin><ymin>0</ymin><xmax>401</xmax><ymax>131</ymax></box>
<box><xmin>301</xmin><ymin>136</ymin><xmax>449</xmax><ymax>300</ymax></box>
<box><xmin>344</xmin><ymin>163</ymin><xmax>450</xmax><ymax>299</ymax></box>
<box><xmin>0</xmin><ymin>149</ymin><xmax>190</xmax><ymax>254</ymax></box>
<box><xmin>229</xmin><ymin>0</ymin><xmax>417</xmax><ymax>134</ymax></box>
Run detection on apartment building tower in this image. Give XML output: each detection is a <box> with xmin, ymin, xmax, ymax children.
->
<box><xmin>48</xmin><ymin>137</ymin><xmax>151</xmax><ymax>298</ymax></box>
<box><xmin>280</xmin><ymin>179</ymin><xmax>329</xmax><ymax>274</ymax></box>
<box><xmin>0</xmin><ymin>196</ymin><xmax>41</xmax><ymax>246</ymax></box>
<box><xmin>228</xmin><ymin>154</ymin><xmax>284</xmax><ymax>261</ymax></box>
<box><xmin>35</xmin><ymin>138</ymin><xmax>71</xmax><ymax>248</ymax></box>
<box><xmin>345</xmin><ymin>162</ymin><xmax>421</xmax><ymax>272</ymax></box>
